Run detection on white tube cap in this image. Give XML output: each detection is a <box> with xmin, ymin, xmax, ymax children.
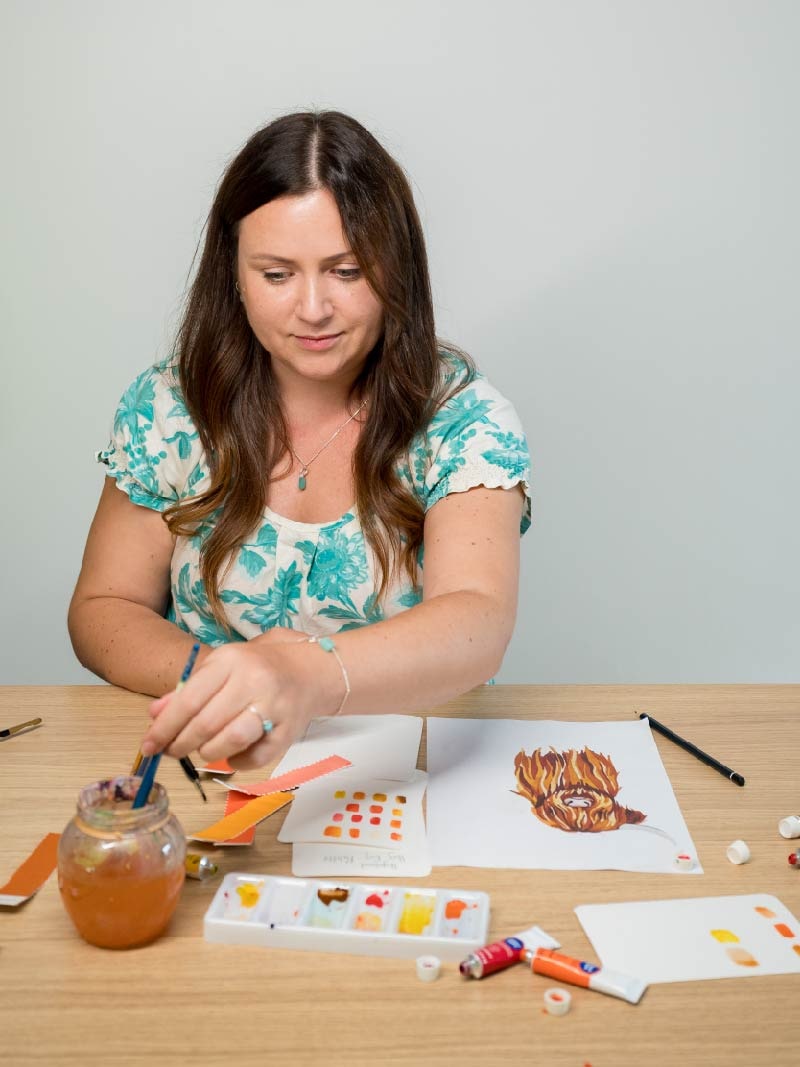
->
<box><xmin>778</xmin><ymin>816</ymin><xmax>800</xmax><ymax>840</ymax></box>
<box><xmin>674</xmin><ymin>852</ymin><xmax>695</xmax><ymax>871</ymax></box>
<box><xmin>416</xmin><ymin>955</ymin><xmax>441</xmax><ymax>982</ymax></box>
<box><xmin>726</xmin><ymin>839</ymin><xmax>751</xmax><ymax>864</ymax></box>
<box><xmin>543</xmin><ymin>987</ymin><xmax>572</xmax><ymax>1015</ymax></box>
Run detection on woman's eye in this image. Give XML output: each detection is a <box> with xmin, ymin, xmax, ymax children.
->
<box><xmin>334</xmin><ymin>268</ymin><xmax>361</xmax><ymax>281</ymax></box>
<box><xmin>263</xmin><ymin>271</ymin><xmax>290</xmax><ymax>284</ymax></box>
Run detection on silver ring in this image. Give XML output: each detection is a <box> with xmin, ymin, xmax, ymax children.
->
<box><xmin>242</xmin><ymin>704</ymin><xmax>274</xmax><ymax>734</ymax></box>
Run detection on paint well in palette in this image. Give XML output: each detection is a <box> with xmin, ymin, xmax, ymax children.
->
<box><xmin>308</xmin><ymin>886</ymin><xmax>350</xmax><ymax>929</ymax></box>
<box><xmin>222</xmin><ymin>879</ymin><xmax>267</xmax><ymax>921</ymax></box>
<box><xmin>398</xmin><ymin>891</ymin><xmax>436</xmax><ymax>936</ymax></box>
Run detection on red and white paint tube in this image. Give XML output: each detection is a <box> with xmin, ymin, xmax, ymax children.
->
<box><xmin>460</xmin><ymin>936</ymin><xmax>526</xmax><ymax>978</ymax></box>
<box><xmin>523</xmin><ymin>948</ymin><xmax>647</xmax><ymax>1005</ymax></box>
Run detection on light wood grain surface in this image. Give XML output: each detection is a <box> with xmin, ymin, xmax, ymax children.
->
<box><xmin>1</xmin><ymin>685</ymin><xmax>798</xmax><ymax>1067</ymax></box>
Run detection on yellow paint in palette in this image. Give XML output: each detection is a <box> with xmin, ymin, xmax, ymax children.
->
<box><xmin>398</xmin><ymin>892</ymin><xmax>435</xmax><ymax>936</ymax></box>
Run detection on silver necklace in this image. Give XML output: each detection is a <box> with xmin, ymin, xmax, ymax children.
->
<box><xmin>288</xmin><ymin>399</ymin><xmax>367</xmax><ymax>491</ymax></box>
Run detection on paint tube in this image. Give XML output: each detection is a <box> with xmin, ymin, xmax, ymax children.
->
<box><xmin>185</xmin><ymin>854</ymin><xmax>218</xmax><ymax>881</ymax></box>
<box><xmin>523</xmin><ymin>948</ymin><xmax>647</xmax><ymax>1005</ymax></box>
<box><xmin>460</xmin><ymin>936</ymin><xmax>525</xmax><ymax>978</ymax></box>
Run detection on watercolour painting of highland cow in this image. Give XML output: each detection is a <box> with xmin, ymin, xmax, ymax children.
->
<box><xmin>425</xmin><ymin>718</ymin><xmax>702</xmax><ymax>873</ymax></box>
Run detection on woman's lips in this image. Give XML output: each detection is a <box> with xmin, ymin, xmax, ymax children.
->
<box><xmin>294</xmin><ymin>333</ymin><xmax>342</xmax><ymax>351</ymax></box>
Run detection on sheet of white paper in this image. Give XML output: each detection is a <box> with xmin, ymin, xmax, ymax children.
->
<box><xmin>289</xmin><ymin>771</ymin><xmax>431</xmax><ymax>876</ymax></box>
<box><xmin>272</xmin><ymin>714</ymin><xmax>422</xmax><ymax>782</ymax></box>
<box><xmin>576</xmin><ymin>894</ymin><xmax>800</xmax><ymax>983</ymax></box>
<box><xmin>426</xmin><ymin>718</ymin><xmax>701</xmax><ymax>872</ymax></box>
<box><xmin>291</xmin><ymin>839</ymin><xmax>431</xmax><ymax>878</ymax></box>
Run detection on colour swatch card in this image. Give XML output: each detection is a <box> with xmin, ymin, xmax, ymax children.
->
<box><xmin>575</xmin><ymin>894</ymin><xmax>800</xmax><ymax>984</ymax></box>
<box><xmin>271</xmin><ymin>714</ymin><xmax>422</xmax><ymax>783</ymax></box>
<box><xmin>426</xmin><ymin>718</ymin><xmax>700</xmax><ymax>872</ymax></box>
<box><xmin>280</xmin><ymin>770</ymin><xmax>430</xmax><ymax>877</ymax></box>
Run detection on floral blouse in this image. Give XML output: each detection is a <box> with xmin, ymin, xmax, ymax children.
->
<box><xmin>98</xmin><ymin>356</ymin><xmax>531</xmax><ymax>645</ymax></box>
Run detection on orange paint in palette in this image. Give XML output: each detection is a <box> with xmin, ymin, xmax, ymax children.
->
<box><xmin>204</xmin><ymin>874</ymin><xmax>490</xmax><ymax>960</ymax></box>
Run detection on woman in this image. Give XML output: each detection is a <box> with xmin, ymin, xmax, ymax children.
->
<box><xmin>68</xmin><ymin>111</ymin><xmax>531</xmax><ymax>770</ymax></box>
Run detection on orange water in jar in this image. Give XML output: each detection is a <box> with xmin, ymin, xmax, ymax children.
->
<box><xmin>58</xmin><ymin>776</ymin><xmax>186</xmax><ymax>949</ymax></box>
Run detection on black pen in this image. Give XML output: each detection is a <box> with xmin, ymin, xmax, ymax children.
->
<box><xmin>638</xmin><ymin>712</ymin><xmax>745</xmax><ymax>787</ymax></box>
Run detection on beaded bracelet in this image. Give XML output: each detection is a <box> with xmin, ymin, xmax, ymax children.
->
<box><xmin>307</xmin><ymin>636</ymin><xmax>350</xmax><ymax>717</ymax></box>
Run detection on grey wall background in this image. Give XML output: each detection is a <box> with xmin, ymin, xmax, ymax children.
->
<box><xmin>1</xmin><ymin>1</ymin><xmax>798</xmax><ymax>685</ymax></box>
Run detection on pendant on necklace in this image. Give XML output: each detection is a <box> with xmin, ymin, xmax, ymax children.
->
<box><xmin>298</xmin><ymin>469</ymin><xmax>308</xmax><ymax>491</ymax></box>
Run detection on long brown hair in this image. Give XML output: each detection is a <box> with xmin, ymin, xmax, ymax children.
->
<box><xmin>165</xmin><ymin>111</ymin><xmax>472</xmax><ymax>623</ymax></box>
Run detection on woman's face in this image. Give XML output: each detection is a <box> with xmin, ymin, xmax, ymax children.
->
<box><xmin>236</xmin><ymin>188</ymin><xmax>384</xmax><ymax>391</ymax></box>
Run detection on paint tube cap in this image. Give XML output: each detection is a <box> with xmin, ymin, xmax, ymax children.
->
<box><xmin>674</xmin><ymin>852</ymin><xmax>695</xmax><ymax>871</ymax></box>
<box><xmin>416</xmin><ymin>955</ymin><xmax>441</xmax><ymax>982</ymax></box>
<box><xmin>778</xmin><ymin>816</ymin><xmax>800</xmax><ymax>840</ymax></box>
<box><xmin>543</xmin><ymin>987</ymin><xmax>572</xmax><ymax>1015</ymax></box>
<box><xmin>726</xmin><ymin>839</ymin><xmax>751</xmax><ymax>865</ymax></box>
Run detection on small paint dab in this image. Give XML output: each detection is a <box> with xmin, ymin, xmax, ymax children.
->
<box><xmin>373</xmin><ymin>793</ymin><xmax>387</xmax><ymax>801</ymax></box>
<box><xmin>353</xmin><ymin>791</ymin><xmax>366</xmax><ymax>800</ymax></box>
<box><xmin>334</xmin><ymin>790</ymin><xmax>345</xmax><ymax>799</ymax></box>
<box><xmin>390</xmin><ymin>819</ymin><xmax>402</xmax><ymax>828</ymax></box>
<box><xmin>395</xmin><ymin>795</ymin><xmax>407</xmax><ymax>804</ymax></box>
<box><xmin>711</xmin><ymin>929</ymin><xmax>739</xmax><ymax>943</ymax></box>
<box><xmin>755</xmin><ymin>906</ymin><xmax>777</xmax><ymax>919</ymax></box>
<box><xmin>235</xmin><ymin>883</ymin><xmax>261</xmax><ymax>908</ymax></box>
<box><xmin>355</xmin><ymin>911</ymin><xmax>382</xmax><ymax>931</ymax></box>
<box><xmin>351</xmin><ymin>814</ymin><xmax>363</xmax><ymax>823</ymax></box>
<box><xmin>774</xmin><ymin>923</ymin><xmax>794</xmax><ymax>938</ymax></box>
<box><xmin>793</xmin><ymin>945</ymin><xmax>800</xmax><ymax>957</ymax></box>
<box><xmin>365</xmin><ymin>893</ymin><xmax>385</xmax><ymax>908</ymax></box>
<box><xmin>370</xmin><ymin>816</ymin><xmax>381</xmax><ymax>825</ymax></box>
<box><xmin>726</xmin><ymin>946</ymin><xmax>759</xmax><ymax>967</ymax></box>
<box><xmin>323</xmin><ymin>826</ymin><xmax>342</xmax><ymax>838</ymax></box>
<box><xmin>369</xmin><ymin>804</ymin><xmax>383</xmax><ymax>814</ymax></box>
<box><xmin>392</xmin><ymin>808</ymin><xmax>402</xmax><ymax>816</ymax></box>
<box><xmin>445</xmin><ymin>899</ymin><xmax>468</xmax><ymax>920</ymax></box>
<box><xmin>346</xmin><ymin>803</ymin><xmax>359</xmax><ymax>812</ymax></box>
<box><xmin>349</xmin><ymin>828</ymin><xmax>360</xmax><ymax>839</ymax></box>
<box><xmin>318</xmin><ymin>887</ymin><xmax>349</xmax><ymax>906</ymax></box>
<box><xmin>332</xmin><ymin>812</ymin><xmax>344</xmax><ymax>822</ymax></box>
<box><xmin>390</xmin><ymin>832</ymin><xmax>402</xmax><ymax>841</ymax></box>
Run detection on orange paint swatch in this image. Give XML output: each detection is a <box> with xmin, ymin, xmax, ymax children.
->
<box><xmin>323</xmin><ymin>826</ymin><xmax>342</xmax><ymax>838</ymax></box>
<box><xmin>189</xmin><ymin>791</ymin><xmax>292</xmax><ymax>843</ymax></box>
<box><xmin>726</xmin><ymin>946</ymin><xmax>759</xmax><ymax>967</ymax></box>
<box><xmin>201</xmin><ymin>758</ymin><xmax>235</xmax><ymax>775</ymax></box>
<box><xmin>755</xmin><ymin>906</ymin><xmax>777</xmax><ymax>919</ymax></box>
<box><xmin>774</xmin><ymin>923</ymin><xmax>794</xmax><ymax>938</ymax></box>
<box><xmin>0</xmin><ymin>833</ymin><xmax>60</xmax><ymax>906</ymax></box>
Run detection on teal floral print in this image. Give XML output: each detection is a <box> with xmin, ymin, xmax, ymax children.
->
<box><xmin>97</xmin><ymin>356</ymin><xmax>531</xmax><ymax>645</ymax></box>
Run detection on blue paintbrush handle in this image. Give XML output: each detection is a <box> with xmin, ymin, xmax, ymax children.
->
<box><xmin>132</xmin><ymin>753</ymin><xmax>162</xmax><ymax>809</ymax></box>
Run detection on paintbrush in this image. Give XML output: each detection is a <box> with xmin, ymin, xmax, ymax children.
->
<box><xmin>0</xmin><ymin>717</ymin><xmax>42</xmax><ymax>739</ymax></box>
<box><xmin>132</xmin><ymin>643</ymin><xmax>202</xmax><ymax>809</ymax></box>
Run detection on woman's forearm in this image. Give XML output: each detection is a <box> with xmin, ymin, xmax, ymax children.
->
<box><xmin>319</xmin><ymin>589</ymin><xmax>516</xmax><ymax>717</ymax></box>
<box><xmin>68</xmin><ymin>597</ymin><xmax>210</xmax><ymax>697</ymax></box>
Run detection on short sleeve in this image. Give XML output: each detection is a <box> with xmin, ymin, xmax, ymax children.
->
<box><xmin>419</xmin><ymin>369</ymin><xmax>532</xmax><ymax>534</ymax></box>
<box><xmin>96</xmin><ymin>362</ymin><xmax>207</xmax><ymax>512</ymax></box>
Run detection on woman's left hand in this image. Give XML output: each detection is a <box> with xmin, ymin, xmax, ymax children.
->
<box><xmin>140</xmin><ymin>627</ymin><xmax>337</xmax><ymax>770</ymax></box>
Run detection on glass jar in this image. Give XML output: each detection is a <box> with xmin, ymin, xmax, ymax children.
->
<box><xmin>58</xmin><ymin>775</ymin><xmax>186</xmax><ymax>949</ymax></box>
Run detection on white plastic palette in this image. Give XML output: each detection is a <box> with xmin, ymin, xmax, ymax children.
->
<box><xmin>204</xmin><ymin>873</ymin><xmax>490</xmax><ymax>960</ymax></box>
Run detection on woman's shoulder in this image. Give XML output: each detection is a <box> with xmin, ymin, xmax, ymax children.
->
<box><xmin>430</xmin><ymin>346</ymin><xmax>521</xmax><ymax>433</ymax></box>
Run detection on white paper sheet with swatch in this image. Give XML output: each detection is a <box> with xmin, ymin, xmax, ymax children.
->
<box><xmin>426</xmin><ymin>717</ymin><xmax>700</xmax><ymax>873</ymax></box>
<box><xmin>272</xmin><ymin>714</ymin><xmax>431</xmax><ymax>876</ymax></box>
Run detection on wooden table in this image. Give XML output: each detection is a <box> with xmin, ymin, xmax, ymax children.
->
<box><xmin>1</xmin><ymin>685</ymin><xmax>798</xmax><ymax>1067</ymax></box>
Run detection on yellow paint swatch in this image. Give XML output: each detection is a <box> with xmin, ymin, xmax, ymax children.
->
<box><xmin>189</xmin><ymin>791</ymin><xmax>292</xmax><ymax>842</ymax></box>
<box><xmin>710</xmin><ymin>929</ymin><xmax>739</xmax><ymax>943</ymax></box>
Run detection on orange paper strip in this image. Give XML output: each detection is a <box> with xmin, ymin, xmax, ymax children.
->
<box><xmin>0</xmin><ymin>832</ymin><xmax>60</xmax><ymax>906</ymax></box>
<box><xmin>201</xmin><ymin>758</ymin><xmax>235</xmax><ymax>776</ymax></box>
<box><xmin>188</xmin><ymin>791</ymin><xmax>293</xmax><ymax>843</ymax></box>
<box><xmin>219</xmin><ymin>754</ymin><xmax>351</xmax><ymax>797</ymax></box>
<box><xmin>218</xmin><ymin>790</ymin><xmax>258</xmax><ymax>846</ymax></box>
